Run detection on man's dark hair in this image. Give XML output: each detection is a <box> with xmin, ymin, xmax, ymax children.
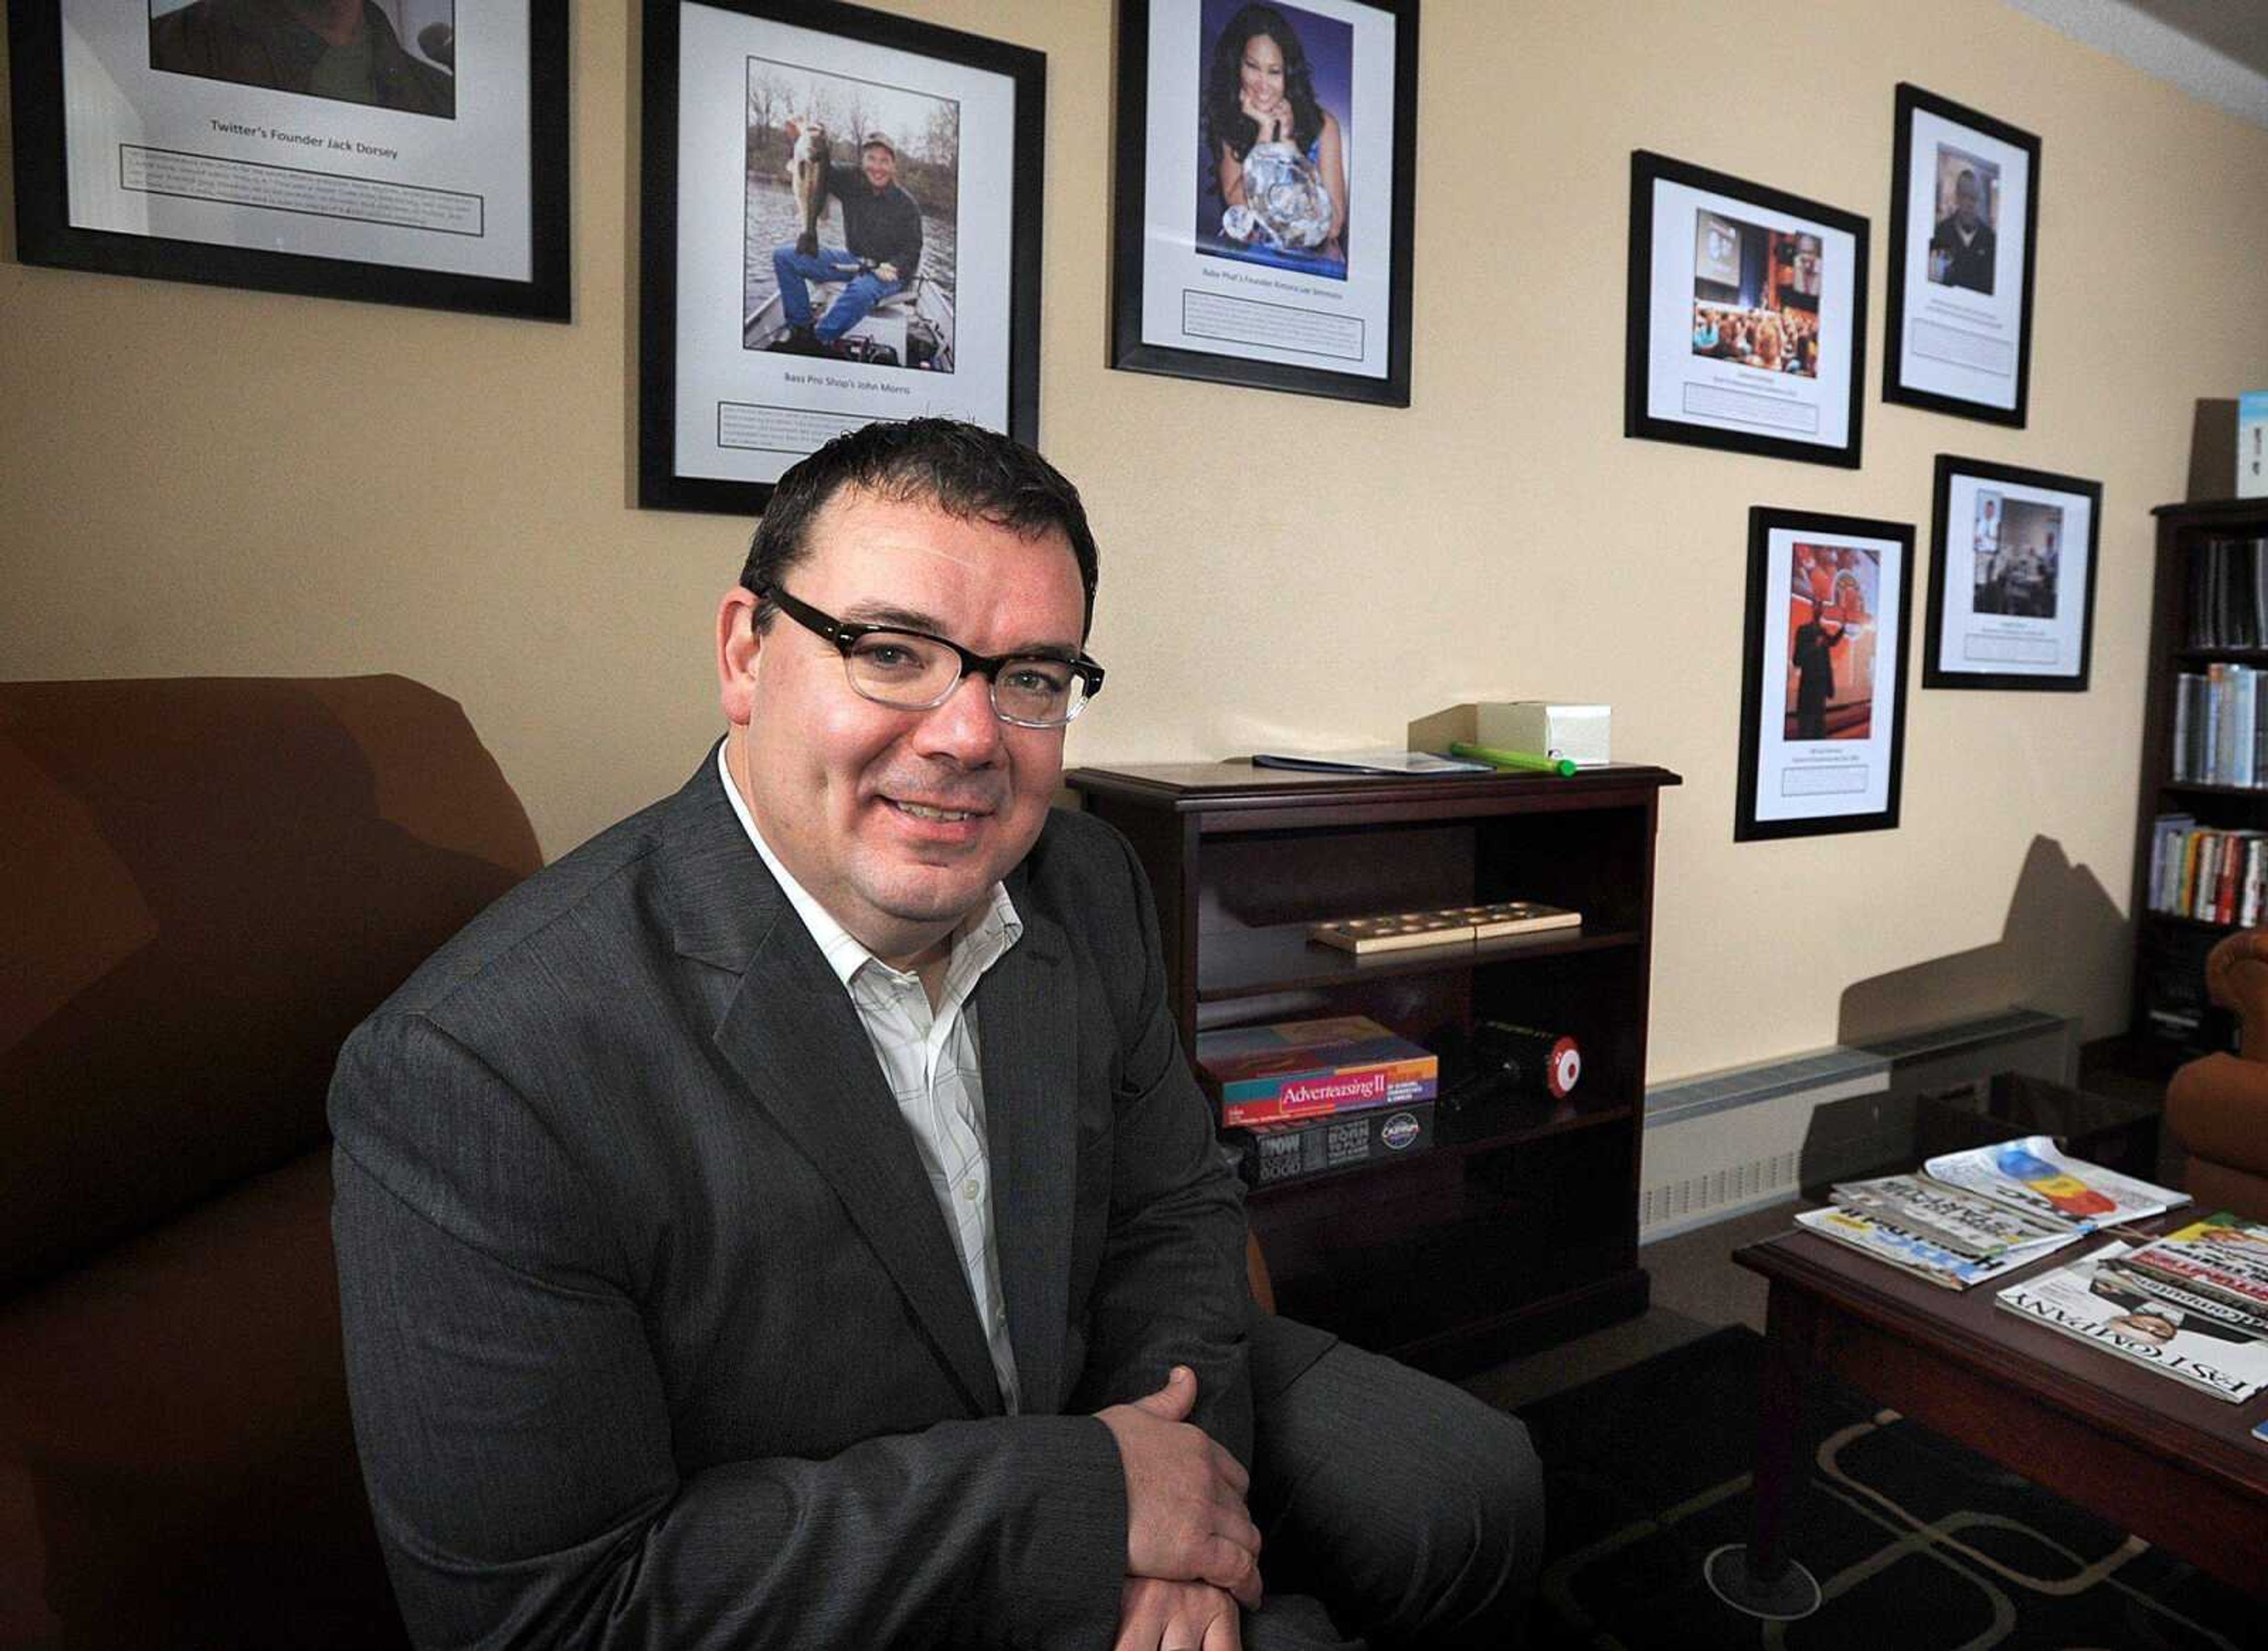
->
<box><xmin>738</xmin><ymin>419</ymin><xmax>1100</xmax><ymax>638</ymax></box>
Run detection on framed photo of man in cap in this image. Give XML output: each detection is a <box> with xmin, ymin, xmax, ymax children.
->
<box><xmin>638</xmin><ymin>0</ymin><xmax>1045</xmax><ymax>513</ymax></box>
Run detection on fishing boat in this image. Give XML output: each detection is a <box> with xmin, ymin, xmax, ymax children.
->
<box><xmin>742</xmin><ymin>275</ymin><xmax>956</xmax><ymax>372</ymax></box>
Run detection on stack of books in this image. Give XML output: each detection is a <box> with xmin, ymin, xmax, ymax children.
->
<box><xmin>1195</xmin><ymin>1014</ymin><xmax>1438</xmax><ymax>1187</ymax></box>
<box><xmin>1995</xmin><ymin>1212</ymin><xmax>2268</xmax><ymax>1403</ymax></box>
<box><xmin>1794</xmin><ymin>1136</ymin><xmax>2186</xmax><ymax>1290</ymax></box>
<box><xmin>2147</xmin><ymin>813</ymin><xmax>2268</xmax><ymax>925</ymax></box>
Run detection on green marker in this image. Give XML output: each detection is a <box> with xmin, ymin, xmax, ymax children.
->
<box><xmin>1450</xmin><ymin>741</ymin><xmax>1577</xmax><ymax>777</ymax></box>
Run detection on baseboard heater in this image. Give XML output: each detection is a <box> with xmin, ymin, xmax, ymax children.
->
<box><xmin>1637</xmin><ymin>1007</ymin><xmax>2077</xmax><ymax>1244</ymax></box>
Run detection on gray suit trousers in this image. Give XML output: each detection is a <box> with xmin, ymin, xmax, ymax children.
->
<box><xmin>1244</xmin><ymin>1317</ymin><xmax>1544</xmax><ymax>1650</ymax></box>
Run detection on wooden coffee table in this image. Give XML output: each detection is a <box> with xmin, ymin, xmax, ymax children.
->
<box><xmin>1715</xmin><ymin>1221</ymin><xmax>2268</xmax><ymax>1611</ymax></box>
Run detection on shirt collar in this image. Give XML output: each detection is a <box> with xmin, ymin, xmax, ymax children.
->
<box><xmin>715</xmin><ymin>740</ymin><xmax>1021</xmax><ymax>988</ymax></box>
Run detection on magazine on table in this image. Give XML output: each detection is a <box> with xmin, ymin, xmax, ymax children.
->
<box><xmin>1793</xmin><ymin>1205</ymin><xmax>2067</xmax><ymax>1291</ymax></box>
<box><xmin>1995</xmin><ymin>1241</ymin><xmax>2268</xmax><ymax>1404</ymax></box>
<box><xmin>2111</xmin><ymin>1211</ymin><xmax>2268</xmax><ymax>1341</ymax></box>
<box><xmin>1920</xmin><ymin>1136</ymin><xmax>2188</xmax><ymax>1231</ymax></box>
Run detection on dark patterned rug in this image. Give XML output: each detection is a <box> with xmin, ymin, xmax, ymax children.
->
<box><xmin>1514</xmin><ymin>1326</ymin><xmax>2265</xmax><ymax>1649</ymax></box>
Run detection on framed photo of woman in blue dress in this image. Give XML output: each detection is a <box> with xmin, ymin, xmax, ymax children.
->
<box><xmin>1111</xmin><ymin>0</ymin><xmax>1416</xmax><ymax>406</ymax></box>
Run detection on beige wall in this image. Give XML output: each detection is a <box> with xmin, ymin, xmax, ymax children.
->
<box><xmin>6</xmin><ymin>1</ymin><xmax>2267</xmax><ymax>1082</ymax></box>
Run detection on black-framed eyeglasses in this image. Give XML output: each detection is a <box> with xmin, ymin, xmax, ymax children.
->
<box><xmin>760</xmin><ymin>586</ymin><xmax>1106</xmax><ymax>728</ymax></box>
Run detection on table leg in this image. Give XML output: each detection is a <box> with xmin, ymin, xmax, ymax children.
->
<box><xmin>1701</xmin><ymin>1281</ymin><xmax>1823</xmax><ymax>1619</ymax></box>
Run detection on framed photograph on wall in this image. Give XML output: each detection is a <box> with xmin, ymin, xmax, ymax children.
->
<box><xmin>1109</xmin><ymin>0</ymin><xmax>1418</xmax><ymax>406</ymax></box>
<box><xmin>638</xmin><ymin>0</ymin><xmax>1043</xmax><ymax>513</ymax></box>
<box><xmin>1884</xmin><ymin>84</ymin><xmax>2039</xmax><ymax>427</ymax></box>
<box><xmin>1736</xmin><ymin>507</ymin><xmax>1915</xmax><ymax>841</ymax></box>
<box><xmin>1924</xmin><ymin>455</ymin><xmax>2099</xmax><ymax>691</ymax></box>
<box><xmin>6</xmin><ymin>2</ymin><xmax>569</xmax><ymax>320</ymax></box>
<box><xmin>1626</xmin><ymin>152</ymin><xmax>1869</xmax><ymax>468</ymax></box>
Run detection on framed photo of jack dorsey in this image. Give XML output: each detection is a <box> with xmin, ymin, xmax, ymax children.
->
<box><xmin>7</xmin><ymin>1</ymin><xmax>569</xmax><ymax>319</ymax></box>
<box><xmin>638</xmin><ymin>0</ymin><xmax>1044</xmax><ymax>513</ymax></box>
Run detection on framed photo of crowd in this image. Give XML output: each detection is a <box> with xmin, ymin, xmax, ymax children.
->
<box><xmin>638</xmin><ymin>0</ymin><xmax>1044</xmax><ymax>513</ymax></box>
<box><xmin>1625</xmin><ymin>152</ymin><xmax>1869</xmax><ymax>468</ymax></box>
<box><xmin>6</xmin><ymin>1</ymin><xmax>569</xmax><ymax>319</ymax></box>
<box><xmin>1884</xmin><ymin>85</ymin><xmax>2040</xmax><ymax>428</ymax></box>
<box><xmin>1736</xmin><ymin>507</ymin><xmax>1915</xmax><ymax>841</ymax></box>
<box><xmin>1109</xmin><ymin>0</ymin><xmax>1419</xmax><ymax>406</ymax></box>
<box><xmin>1923</xmin><ymin>456</ymin><xmax>2099</xmax><ymax>691</ymax></box>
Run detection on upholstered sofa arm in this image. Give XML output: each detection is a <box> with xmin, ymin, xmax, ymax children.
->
<box><xmin>2165</xmin><ymin>1052</ymin><xmax>2268</xmax><ymax>1177</ymax></box>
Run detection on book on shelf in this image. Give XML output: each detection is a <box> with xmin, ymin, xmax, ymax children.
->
<box><xmin>2182</xmin><ymin>533</ymin><xmax>2268</xmax><ymax>650</ymax></box>
<box><xmin>1995</xmin><ymin>1241</ymin><xmax>2268</xmax><ymax>1403</ymax></box>
<box><xmin>2150</xmin><ymin>816</ymin><xmax>2268</xmax><ymax>925</ymax></box>
<box><xmin>1919</xmin><ymin>1136</ymin><xmax>2189</xmax><ymax>1230</ymax></box>
<box><xmin>2168</xmin><ymin>664</ymin><xmax>2268</xmax><ymax>788</ymax></box>
<box><xmin>1193</xmin><ymin>1014</ymin><xmax>1438</xmax><ymax>1128</ymax></box>
<box><xmin>1250</xmin><ymin>750</ymin><xmax>1493</xmax><ymax>777</ymax></box>
<box><xmin>1222</xmin><ymin>1099</ymin><xmax>1436</xmax><ymax>1187</ymax></box>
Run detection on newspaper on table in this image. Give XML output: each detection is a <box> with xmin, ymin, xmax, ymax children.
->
<box><xmin>1920</xmin><ymin>1136</ymin><xmax>2188</xmax><ymax>1232</ymax></box>
<box><xmin>1830</xmin><ymin>1173</ymin><xmax>2077</xmax><ymax>1261</ymax></box>
<box><xmin>1794</xmin><ymin>1205</ymin><xmax>2068</xmax><ymax>1291</ymax></box>
<box><xmin>1995</xmin><ymin>1241</ymin><xmax>2268</xmax><ymax>1403</ymax></box>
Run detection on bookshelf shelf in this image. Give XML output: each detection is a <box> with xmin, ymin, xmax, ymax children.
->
<box><xmin>2132</xmin><ymin>498</ymin><xmax>2268</xmax><ymax>1052</ymax></box>
<box><xmin>1067</xmin><ymin>759</ymin><xmax>1681</xmax><ymax>1374</ymax></box>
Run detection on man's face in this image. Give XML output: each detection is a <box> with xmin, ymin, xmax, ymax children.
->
<box><xmin>1954</xmin><ymin>174</ymin><xmax>1980</xmax><ymax>230</ymax></box>
<box><xmin>727</xmin><ymin>488</ymin><xmax>1086</xmax><ymax>966</ymax></box>
<box><xmin>861</xmin><ymin>144</ymin><xmax>896</xmax><ymax>191</ymax></box>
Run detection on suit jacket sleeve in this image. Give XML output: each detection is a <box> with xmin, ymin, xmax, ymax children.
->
<box><xmin>1063</xmin><ymin>827</ymin><xmax>1255</xmax><ymax>1465</ymax></box>
<box><xmin>331</xmin><ymin>1011</ymin><xmax>1129</xmax><ymax>1650</ymax></box>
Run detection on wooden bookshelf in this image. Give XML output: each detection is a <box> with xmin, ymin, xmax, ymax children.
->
<box><xmin>2130</xmin><ymin>498</ymin><xmax>2268</xmax><ymax>1056</ymax></box>
<box><xmin>1066</xmin><ymin>759</ymin><xmax>1681</xmax><ymax>1376</ymax></box>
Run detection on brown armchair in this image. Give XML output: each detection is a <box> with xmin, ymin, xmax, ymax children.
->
<box><xmin>2165</xmin><ymin>928</ymin><xmax>2268</xmax><ymax>1221</ymax></box>
<box><xmin>1</xmin><ymin>676</ymin><xmax>540</xmax><ymax>1649</ymax></box>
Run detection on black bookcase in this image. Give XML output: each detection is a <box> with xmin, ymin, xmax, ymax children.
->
<box><xmin>1067</xmin><ymin>760</ymin><xmax>1680</xmax><ymax>1376</ymax></box>
<box><xmin>2129</xmin><ymin>497</ymin><xmax>2268</xmax><ymax>1055</ymax></box>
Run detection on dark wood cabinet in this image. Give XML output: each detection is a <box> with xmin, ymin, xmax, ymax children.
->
<box><xmin>2129</xmin><ymin>498</ymin><xmax>2268</xmax><ymax>1056</ymax></box>
<box><xmin>1066</xmin><ymin>759</ymin><xmax>1681</xmax><ymax>1377</ymax></box>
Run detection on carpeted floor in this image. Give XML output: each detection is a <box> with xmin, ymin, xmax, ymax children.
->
<box><xmin>1513</xmin><ymin>1325</ymin><xmax>2264</xmax><ymax>1650</ymax></box>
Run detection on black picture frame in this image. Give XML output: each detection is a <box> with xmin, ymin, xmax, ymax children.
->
<box><xmin>638</xmin><ymin>0</ymin><xmax>1045</xmax><ymax>514</ymax></box>
<box><xmin>6</xmin><ymin>3</ymin><xmax>571</xmax><ymax>322</ymax></box>
<box><xmin>1736</xmin><ymin>506</ymin><xmax>1915</xmax><ymax>841</ymax></box>
<box><xmin>1924</xmin><ymin>455</ymin><xmax>2100</xmax><ymax>691</ymax></box>
<box><xmin>1108</xmin><ymin>0</ymin><xmax>1418</xmax><ymax>406</ymax></box>
<box><xmin>1884</xmin><ymin>84</ymin><xmax>2041</xmax><ymax>428</ymax></box>
<box><xmin>1625</xmin><ymin>151</ymin><xmax>1869</xmax><ymax>469</ymax></box>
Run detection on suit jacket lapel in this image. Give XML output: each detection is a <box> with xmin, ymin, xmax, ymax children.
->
<box><xmin>977</xmin><ymin>885</ymin><xmax>1077</xmax><ymax>1414</ymax></box>
<box><xmin>659</xmin><ymin>754</ymin><xmax>1004</xmax><ymax>1417</ymax></box>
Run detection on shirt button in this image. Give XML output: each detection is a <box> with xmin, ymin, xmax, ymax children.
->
<box><xmin>962</xmin><ymin>1176</ymin><xmax>982</xmax><ymax>1201</ymax></box>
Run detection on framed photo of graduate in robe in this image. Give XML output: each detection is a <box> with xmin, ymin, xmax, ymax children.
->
<box><xmin>1924</xmin><ymin>456</ymin><xmax>2100</xmax><ymax>691</ymax></box>
<box><xmin>638</xmin><ymin>0</ymin><xmax>1044</xmax><ymax>513</ymax></box>
<box><xmin>1109</xmin><ymin>0</ymin><xmax>1418</xmax><ymax>406</ymax></box>
<box><xmin>6</xmin><ymin>2</ymin><xmax>569</xmax><ymax>319</ymax></box>
<box><xmin>1626</xmin><ymin>151</ymin><xmax>1869</xmax><ymax>468</ymax></box>
<box><xmin>1884</xmin><ymin>84</ymin><xmax>2041</xmax><ymax>426</ymax></box>
<box><xmin>1736</xmin><ymin>507</ymin><xmax>1915</xmax><ymax>841</ymax></box>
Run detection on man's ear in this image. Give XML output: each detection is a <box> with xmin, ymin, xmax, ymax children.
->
<box><xmin>717</xmin><ymin>587</ymin><xmax>763</xmax><ymax>726</ymax></box>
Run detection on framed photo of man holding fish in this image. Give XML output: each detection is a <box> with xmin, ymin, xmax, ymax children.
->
<box><xmin>1109</xmin><ymin>0</ymin><xmax>1418</xmax><ymax>406</ymax></box>
<box><xmin>638</xmin><ymin>0</ymin><xmax>1043</xmax><ymax>513</ymax></box>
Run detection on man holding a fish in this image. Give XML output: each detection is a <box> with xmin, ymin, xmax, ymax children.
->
<box><xmin>771</xmin><ymin>125</ymin><xmax>926</xmax><ymax>358</ymax></box>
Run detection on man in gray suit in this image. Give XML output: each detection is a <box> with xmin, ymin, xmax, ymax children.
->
<box><xmin>330</xmin><ymin>419</ymin><xmax>1540</xmax><ymax>1649</ymax></box>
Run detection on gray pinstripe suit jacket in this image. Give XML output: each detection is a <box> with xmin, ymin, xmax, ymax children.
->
<box><xmin>328</xmin><ymin>753</ymin><xmax>1265</xmax><ymax>1648</ymax></box>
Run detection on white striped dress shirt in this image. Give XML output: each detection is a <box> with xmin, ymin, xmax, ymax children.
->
<box><xmin>718</xmin><ymin>748</ymin><xmax>1024</xmax><ymax>1411</ymax></box>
